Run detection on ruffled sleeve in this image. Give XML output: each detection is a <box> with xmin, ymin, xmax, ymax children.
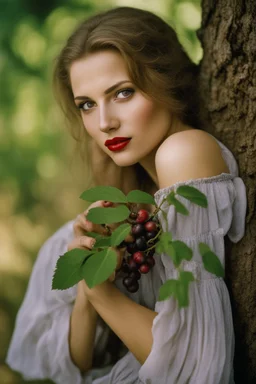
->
<box><xmin>5</xmin><ymin>221</ymin><xmax>113</xmax><ymax>384</ymax></box>
<box><xmin>138</xmin><ymin>172</ymin><xmax>247</xmax><ymax>384</ymax></box>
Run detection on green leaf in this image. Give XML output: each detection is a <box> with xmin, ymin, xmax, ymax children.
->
<box><xmin>94</xmin><ymin>236</ymin><xmax>112</xmax><ymax>248</ymax></box>
<box><xmin>199</xmin><ymin>242</ymin><xmax>225</xmax><ymax>278</ymax></box>
<box><xmin>111</xmin><ymin>223</ymin><xmax>131</xmax><ymax>247</ymax></box>
<box><xmin>166</xmin><ymin>192</ymin><xmax>189</xmax><ymax>215</ymax></box>
<box><xmin>86</xmin><ymin>205</ymin><xmax>130</xmax><ymax>224</ymax></box>
<box><xmin>80</xmin><ymin>248</ymin><xmax>117</xmax><ymax>288</ymax></box>
<box><xmin>158</xmin><ymin>279</ymin><xmax>178</xmax><ymax>301</ymax></box>
<box><xmin>126</xmin><ymin>190</ymin><xmax>156</xmax><ymax>205</ymax></box>
<box><xmin>155</xmin><ymin>232</ymin><xmax>172</xmax><ymax>253</ymax></box>
<box><xmin>52</xmin><ymin>249</ymin><xmax>93</xmax><ymax>290</ymax></box>
<box><xmin>85</xmin><ymin>231</ymin><xmax>102</xmax><ymax>240</ymax></box>
<box><xmin>155</xmin><ymin>241</ymin><xmax>163</xmax><ymax>254</ymax></box>
<box><xmin>80</xmin><ymin>186</ymin><xmax>127</xmax><ymax>203</ymax></box>
<box><xmin>166</xmin><ymin>243</ymin><xmax>176</xmax><ymax>262</ymax></box>
<box><xmin>176</xmin><ymin>185</ymin><xmax>208</xmax><ymax>208</ymax></box>
<box><xmin>176</xmin><ymin>281</ymin><xmax>190</xmax><ymax>307</ymax></box>
<box><xmin>179</xmin><ymin>271</ymin><xmax>195</xmax><ymax>285</ymax></box>
<box><xmin>198</xmin><ymin>242</ymin><xmax>211</xmax><ymax>255</ymax></box>
<box><xmin>161</xmin><ymin>209</ymin><xmax>168</xmax><ymax>225</ymax></box>
<box><xmin>161</xmin><ymin>232</ymin><xmax>173</xmax><ymax>246</ymax></box>
<box><xmin>158</xmin><ymin>272</ymin><xmax>195</xmax><ymax>307</ymax></box>
<box><xmin>171</xmin><ymin>241</ymin><xmax>193</xmax><ymax>267</ymax></box>
<box><xmin>166</xmin><ymin>190</ymin><xmax>175</xmax><ymax>202</ymax></box>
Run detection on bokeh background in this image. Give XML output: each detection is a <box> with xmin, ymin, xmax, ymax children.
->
<box><xmin>0</xmin><ymin>0</ymin><xmax>202</xmax><ymax>382</ymax></box>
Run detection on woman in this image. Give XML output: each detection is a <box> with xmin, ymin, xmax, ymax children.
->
<box><xmin>6</xmin><ymin>6</ymin><xmax>247</xmax><ymax>384</ymax></box>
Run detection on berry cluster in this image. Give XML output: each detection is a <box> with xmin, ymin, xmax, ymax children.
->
<box><xmin>118</xmin><ymin>209</ymin><xmax>160</xmax><ymax>293</ymax></box>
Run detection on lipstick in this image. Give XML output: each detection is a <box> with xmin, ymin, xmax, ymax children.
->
<box><xmin>106</xmin><ymin>139</ymin><xmax>131</xmax><ymax>152</ymax></box>
<box><xmin>105</xmin><ymin>137</ymin><xmax>131</xmax><ymax>152</ymax></box>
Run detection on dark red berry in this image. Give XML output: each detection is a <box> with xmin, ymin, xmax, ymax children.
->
<box><xmin>121</xmin><ymin>262</ymin><xmax>130</xmax><ymax>273</ymax></box>
<box><xmin>129</xmin><ymin>270</ymin><xmax>141</xmax><ymax>280</ymax></box>
<box><xmin>146</xmin><ymin>248</ymin><xmax>155</xmax><ymax>257</ymax></box>
<box><xmin>135</xmin><ymin>236</ymin><xmax>147</xmax><ymax>251</ymax></box>
<box><xmin>123</xmin><ymin>276</ymin><xmax>136</xmax><ymax>288</ymax></box>
<box><xmin>126</xmin><ymin>242</ymin><xmax>138</xmax><ymax>254</ymax></box>
<box><xmin>144</xmin><ymin>221</ymin><xmax>157</xmax><ymax>232</ymax></box>
<box><xmin>127</xmin><ymin>258</ymin><xmax>138</xmax><ymax>271</ymax></box>
<box><xmin>145</xmin><ymin>231</ymin><xmax>158</xmax><ymax>241</ymax></box>
<box><xmin>146</xmin><ymin>256</ymin><xmax>155</xmax><ymax>268</ymax></box>
<box><xmin>136</xmin><ymin>209</ymin><xmax>149</xmax><ymax>223</ymax></box>
<box><xmin>132</xmin><ymin>251</ymin><xmax>146</xmax><ymax>265</ymax></box>
<box><xmin>131</xmin><ymin>223</ymin><xmax>145</xmax><ymax>237</ymax></box>
<box><xmin>139</xmin><ymin>263</ymin><xmax>150</xmax><ymax>274</ymax></box>
<box><xmin>127</xmin><ymin>281</ymin><xmax>139</xmax><ymax>293</ymax></box>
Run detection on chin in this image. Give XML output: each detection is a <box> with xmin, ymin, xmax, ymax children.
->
<box><xmin>111</xmin><ymin>156</ymin><xmax>139</xmax><ymax>167</ymax></box>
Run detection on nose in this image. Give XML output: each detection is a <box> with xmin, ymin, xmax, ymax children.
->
<box><xmin>99</xmin><ymin>104</ymin><xmax>119</xmax><ymax>133</ymax></box>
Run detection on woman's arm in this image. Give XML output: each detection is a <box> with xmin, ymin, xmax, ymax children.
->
<box><xmin>69</xmin><ymin>281</ymin><xmax>98</xmax><ymax>373</ymax></box>
<box><xmin>67</xmin><ymin>201</ymin><xmax>122</xmax><ymax>374</ymax></box>
<box><xmin>83</xmin><ymin>280</ymin><xmax>158</xmax><ymax>365</ymax></box>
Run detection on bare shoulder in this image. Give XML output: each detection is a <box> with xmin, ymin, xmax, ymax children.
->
<box><xmin>155</xmin><ymin>129</ymin><xmax>230</xmax><ymax>189</ymax></box>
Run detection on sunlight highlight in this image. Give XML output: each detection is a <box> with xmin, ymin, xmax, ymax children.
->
<box><xmin>114</xmin><ymin>0</ymin><xmax>169</xmax><ymax>16</ymax></box>
<box><xmin>12</xmin><ymin>79</ymin><xmax>44</xmax><ymax>137</ymax></box>
<box><xmin>0</xmin><ymin>223</ymin><xmax>31</xmax><ymax>275</ymax></box>
<box><xmin>177</xmin><ymin>2</ymin><xmax>201</xmax><ymax>30</ymax></box>
<box><xmin>12</xmin><ymin>21</ymin><xmax>46</xmax><ymax>68</ymax></box>
<box><xmin>36</xmin><ymin>154</ymin><xmax>59</xmax><ymax>179</ymax></box>
<box><xmin>46</xmin><ymin>8</ymin><xmax>81</xmax><ymax>41</ymax></box>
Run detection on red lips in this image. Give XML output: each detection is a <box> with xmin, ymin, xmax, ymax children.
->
<box><xmin>105</xmin><ymin>137</ymin><xmax>131</xmax><ymax>146</ymax></box>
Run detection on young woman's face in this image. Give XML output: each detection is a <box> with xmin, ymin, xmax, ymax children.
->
<box><xmin>70</xmin><ymin>50</ymin><xmax>173</xmax><ymax>168</ymax></box>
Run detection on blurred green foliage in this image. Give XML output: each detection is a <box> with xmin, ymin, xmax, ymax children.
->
<box><xmin>0</xmin><ymin>0</ymin><xmax>202</xmax><ymax>382</ymax></box>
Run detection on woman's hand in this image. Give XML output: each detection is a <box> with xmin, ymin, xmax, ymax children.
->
<box><xmin>67</xmin><ymin>200</ymin><xmax>128</xmax><ymax>298</ymax></box>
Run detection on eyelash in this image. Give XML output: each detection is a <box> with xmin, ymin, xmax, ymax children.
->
<box><xmin>77</xmin><ymin>88</ymin><xmax>135</xmax><ymax>111</ymax></box>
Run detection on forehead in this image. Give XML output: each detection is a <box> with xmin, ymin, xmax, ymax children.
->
<box><xmin>70</xmin><ymin>50</ymin><xmax>131</xmax><ymax>97</ymax></box>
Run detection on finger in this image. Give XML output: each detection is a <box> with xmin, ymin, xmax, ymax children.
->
<box><xmin>67</xmin><ymin>236</ymin><xmax>96</xmax><ymax>251</ymax></box>
<box><xmin>84</xmin><ymin>201</ymin><xmax>117</xmax><ymax>232</ymax></box>
<box><xmin>84</xmin><ymin>205</ymin><xmax>120</xmax><ymax>235</ymax></box>
<box><xmin>73</xmin><ymin>200</ymin><xmax>107</xmax><ymax>237</ymax></box>
<box><xmin>102</xmin><ymin>201</ymin><xmax>114</xmax><ymax>207</ymax></box>
<box><xmin>124</xmin><ymin>233</ymin><xmax>135</xmax><ymax>243</ymax></box>
<box><xmin>108</xmin><ymin>271</ymin><xmax>116</xmax><ymax>282</ymax></box>
<box><xmin>73</xmin><ymin>214</ymin><xmax>88</xmax><ymax>237</ymax></box>
<box><xmin>73</xmin><ymin>213</ymin><xmax>107</xmax><ymax>237</ymax></box>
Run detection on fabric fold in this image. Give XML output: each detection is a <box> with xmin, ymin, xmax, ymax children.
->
<box><xmin>138</xmin><ymin>172</ymin><xmax>246</xmax><ymax>384</ymax></box>
<box><xmin>5</xmin><ymin>222</ymin><xmax>113</xmax><ymax>384</ymax></box>
<box><xmin>6</xmin><ymin>137</ymin><xmax>247</xmax><ymax>384</ymax></box>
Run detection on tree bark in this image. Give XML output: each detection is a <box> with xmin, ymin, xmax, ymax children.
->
<box><xmin>197</xmin><ymin>0</ymin><xmax>256</xmax><ymax>382</ymax></box>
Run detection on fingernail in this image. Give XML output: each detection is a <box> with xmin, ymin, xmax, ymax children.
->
<box><xmin>103</xmin><ymin>201</ymin><xmax>113</xmax><ymax>207</ymax></box>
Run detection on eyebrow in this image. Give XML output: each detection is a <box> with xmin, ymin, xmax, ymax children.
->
<box><xmin>74</xmin><ymin>80</ymin><xmax>131</xmax><ymax>100</ymax></box>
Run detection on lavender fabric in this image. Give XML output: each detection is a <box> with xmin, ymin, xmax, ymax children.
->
<box><xmin>6</xmin><ymin>136</ymin><xmax>247</xmax><ymax>384</ymax></box>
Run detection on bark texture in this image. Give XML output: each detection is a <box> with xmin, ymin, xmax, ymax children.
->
<box><xmin>197</xmin><ymin>1</ymin><xmax>256</xmax><ymax>382</ymax></box>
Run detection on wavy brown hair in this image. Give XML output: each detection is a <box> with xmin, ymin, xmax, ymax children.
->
<box><xmin>53</xmin><ymin>6</ymin><xmax>201</xmax><ymax>195</ymax></box>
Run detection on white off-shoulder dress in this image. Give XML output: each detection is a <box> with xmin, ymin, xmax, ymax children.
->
<box><xmin>6</xmin><ymin>137</ymin><xmax>247</xmax><ymax>384</ymax></box>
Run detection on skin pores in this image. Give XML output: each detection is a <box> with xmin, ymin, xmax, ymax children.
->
<box><xmin>70</xmin><ymin>50</ymin><xmax>173</xmax><ymax>181</ymax></box>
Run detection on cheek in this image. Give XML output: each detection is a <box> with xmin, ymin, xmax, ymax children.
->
<box><xmin>81</xmin><ymin>116</ymin><xmax>94</xmax><ymax>137</ymax></box>
<box><xmin>133</xmin><ymin>100</ymin><xmax>156</xmax><ymax>127</ymax></box>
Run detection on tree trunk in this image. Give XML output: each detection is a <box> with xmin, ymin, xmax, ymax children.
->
<box><xmin>197</xmin><ymin>0</ymin><xmax>256</xmax><ymax>382</ymax></box>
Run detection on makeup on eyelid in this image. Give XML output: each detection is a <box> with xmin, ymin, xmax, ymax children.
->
<box><xmin>76</xmin><ymin>88</ymin><xmax>135</xmax><ymax>111</ymax></box>
<box><xmin>70</xmin><ymin>50</ymin><xmax>173</xmax><ymax>174</ymax></box>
